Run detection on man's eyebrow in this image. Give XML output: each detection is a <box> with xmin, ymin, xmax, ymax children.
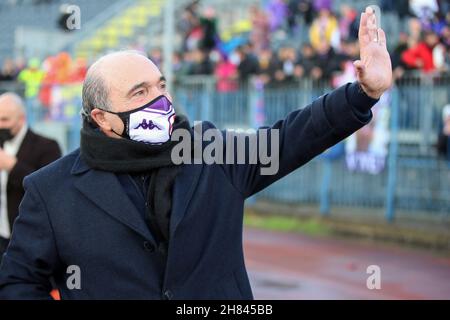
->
<box><xmin>126</xmin><ymin>81</ymin><xmax>149</xmax><ymax>97</ymax></box>
<box><xmin>126</xmin><ymin>77</ymin><xmax>166</xmax><ymax>97</ymax></box>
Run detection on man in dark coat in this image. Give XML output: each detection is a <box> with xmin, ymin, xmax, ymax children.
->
<box><xmin>0</xmin><ymin>93</ymin><xmax>61</xmax><ymax>263</ymax></box>
<box><xmin>0</xmin><ymin>8</ymin><xmax>392</xmax><ymax>299</ymax></box>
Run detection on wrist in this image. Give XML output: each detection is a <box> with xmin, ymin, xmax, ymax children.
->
<box><xmin>359</xmin><ymin>82</ymin><xmax>383</xmax><ymax>100</ymax></box>
<box><xmin>347</xmin><ymin>82</ymin><xmax>379</xmax><ymax>113</ymax></box>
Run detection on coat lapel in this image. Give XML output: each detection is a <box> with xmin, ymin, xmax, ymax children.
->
<box><xmin>170</xmin><ymin>163</ymin><xmax>203</xmax><ymax>238</ymax></box>
<box><xmin>14</xmin><ymin>129</ymin><xmax>33</xmax><ymax>163</ymax></box>
<box><xmin>71</xmin><ymin>155</ymin><xmax>157</xmax><ymax>244</ymax></box>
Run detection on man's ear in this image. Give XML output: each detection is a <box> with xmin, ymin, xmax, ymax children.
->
<box><xmin>14</xmin><ymin>113</ymin><xmax>27</xmax><ymax>135</ymax></box>
<box><xmin>90</xmin><ymin>109</ymin><xmax>111</xmax><ymax>131</ymax></box>
<box><xmin>19</xmin><ymin>113</ymin><xmax>26</xmax><ymax>127</ymax></box>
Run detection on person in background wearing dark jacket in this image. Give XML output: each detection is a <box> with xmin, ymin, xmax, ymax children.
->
<box><xmin>0</xmin><ymin>7</ymin><xmax>392</xmax><ymax>300</ymax></box>
<box><xmin>0</xmin><ymin>93</ymin><xmax>61</xmax><ymax>262</ymax></box>
<box><xmin>237</xmin><ymin>43</ymin><xmax>260</xmax><ymax>82</ymax></box>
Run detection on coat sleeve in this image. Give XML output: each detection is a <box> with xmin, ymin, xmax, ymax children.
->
<box><xmin>219</xmin><ymin>82</ymin><xmax>379</xmax><ymax>198</ymax></box>
<box><xmin>8</xmin><ymin>139</ymin><xmax>62</xmax><ymax>189</ymax></box>
<box><xmin>0</xmin><ymin>176</ymin><xmax>60</xmax><ymax>300</ymax></box>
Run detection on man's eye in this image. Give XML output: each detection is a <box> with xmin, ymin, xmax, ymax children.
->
<box><xmin>160</xmin><ymin>83</ymin><xmax>167</xmax><ymax>90</ymax></box>
<box><xmin>134</xmin><ymin>90</ymin><xmax>145</xmax><ymax>96</ymax></box>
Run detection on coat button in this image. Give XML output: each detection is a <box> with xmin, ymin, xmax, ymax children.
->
<box><xmin>163</xmin><ymin>290</ymin><xmax>173</xmax><ymax>300</ymax></box>
<box><xmin>143</xmin><ymin>241</ymin><xmax>155</xmax><ymax>252</ymax></box>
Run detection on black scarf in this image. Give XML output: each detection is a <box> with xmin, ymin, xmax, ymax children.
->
<box><xmin>80</xmin><ymin>115</ymin><xmax>192</xmax><ymax>244</ymax></box>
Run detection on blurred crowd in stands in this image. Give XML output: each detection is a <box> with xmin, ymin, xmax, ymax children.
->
<box><xmin>2</xmin><ymin>0</ymin><xmax>450</xmax><ymax>89</ymax></box>
<box><xmin>0</xmin><ymin>53</ymin><xmax>87</xmax><ymax>108</ymax></box>
<box><xmin>0</xmin><ymin>0</ymin><xmax>450</xmax><ymax>158</ymax></box>
<box><xmin>166</xmin><ymin>0</ymin><xmax>450</xmax><ymax>89</ymax></box>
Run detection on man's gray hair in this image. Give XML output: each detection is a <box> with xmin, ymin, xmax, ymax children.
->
<box><xmin>81</xmin><ymin>70</ymin><xmax>110</xmax><ymax>121</ymax></box>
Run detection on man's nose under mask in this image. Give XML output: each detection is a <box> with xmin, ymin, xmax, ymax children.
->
<box><xmin>104</xmin><ymin>95</ymin><xmax>176</xmax><ymax>145</ymax></box>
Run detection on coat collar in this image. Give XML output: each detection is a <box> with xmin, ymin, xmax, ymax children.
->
<box><xmin>70</xmin><ymin>153</ymin><xmax>203</xmax><ymax>243</ymax></box>
<box><xmin>70</xmin><ymin>153</ymin><xmax>91</xmax><ymax>175</ymax></box>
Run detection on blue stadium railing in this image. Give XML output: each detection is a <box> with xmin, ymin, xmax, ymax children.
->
<box><xmin>174</xmin><ymin>75</ymin><xmax>450</xmax><ymax>220</ymax></box>
<box><xmin>0</xmin><ymin>74</ymin><xmax>449</xmax><ymax>221</ymax></box>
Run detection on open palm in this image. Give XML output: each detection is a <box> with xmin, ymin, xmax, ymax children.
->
<box><xmin>354</xmin><ymin>7</ymin><xmax>393</xmax><ymax>99</ymax></box>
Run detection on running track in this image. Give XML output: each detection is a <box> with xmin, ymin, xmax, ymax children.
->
<box><xmin>244</xmin><ymin>228</ymin><xmax>450</xmax><ymax>299</ymax></box>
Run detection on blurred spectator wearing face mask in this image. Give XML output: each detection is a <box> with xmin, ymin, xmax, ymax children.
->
<box><xmin>0</xmin><ymin>93</ymin><xmax>61</xmax><ymax>262</ymax></box>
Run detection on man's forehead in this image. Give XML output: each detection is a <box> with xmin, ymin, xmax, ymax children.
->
<box><xmin>0</xmin><ymin>95</ymin><xmax>20</xmax><ymax>111</ymax></box>
<box><xmin>95</xmin><ymin>52</ymin><xmax>162</xmax><ymax>89</ymax></box>
<box><xmin>0</xmin><ymin>102</ymin><xmax>17</xmax><ymax>117</ymax></box>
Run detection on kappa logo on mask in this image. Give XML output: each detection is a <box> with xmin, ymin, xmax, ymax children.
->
<box><xmin>134</xmin><ymin>119</ymin><xmax>162</xmax><ymax>131</ymax></box>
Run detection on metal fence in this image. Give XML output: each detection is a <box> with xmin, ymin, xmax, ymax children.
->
<box><xmin>174</xmin><ymin>75</ymin><xmax>450</xmax><ymax>220</ymax></box>
<box><xmin>1</xmin><ymin>74</ymin><xmax>449</xmax><ymax>221</ymax></box>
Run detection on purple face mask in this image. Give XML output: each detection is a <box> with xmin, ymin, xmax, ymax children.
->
<box><xmin>103</xmin><ymin>95</ymin><xmax>176</xmax><ymax>144</ymax></box>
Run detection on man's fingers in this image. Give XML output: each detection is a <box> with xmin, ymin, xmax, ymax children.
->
<box><xmin>359</xmin><ymin>12</ymin><xmax>368</xmax><ymax>41</ymax></box>
<box><xmin>366</xmin><ymin>9</ymin><xmax>378</xmax><ymax>42</ymax></box>
<box><xmin>378</xmin><ymin>28</ymin><xmax>387</xmax><ymax>47</ymax></box>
